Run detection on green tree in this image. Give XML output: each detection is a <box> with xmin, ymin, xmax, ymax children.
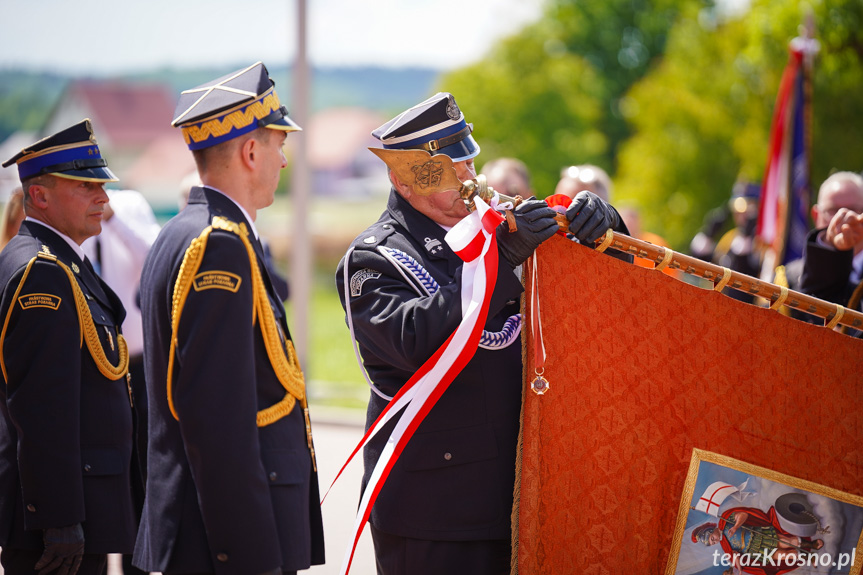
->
<box><xmin>615</xmin><ymin>0</ymin><xmax>863</xmax><ymax>248</ymax></box>
<box><xmin>0</xmin><ymin>72</ymin><xmax>65</xmax><ymax>141</ymax></box>
<box><xmin>440</xmin><ymin>0</ymin><xmax>705</xmax><ymax>196</ymax></box>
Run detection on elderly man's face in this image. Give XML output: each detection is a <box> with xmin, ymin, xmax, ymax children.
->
<box><xmin>813</xmin><ymin>179</ymin><xmax>863</xmax><ymax>228</ymax></box>
<box><xmin>400</xmin><ymin>158</ymin><xmax>476</xmax><ymax>227</ymax></box>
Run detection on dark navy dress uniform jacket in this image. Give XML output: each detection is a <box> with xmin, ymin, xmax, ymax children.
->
<box><xmin>134</xmin><ymin>187</ymin><xmax>324</xmax><ymax>575</ymax></box>
<box><xmin>336</xmin><ymin>190</ymin><xmax>526</xmax><ymax>542</ymax></box>
<box><xmin>800</xmin><ymin>227</ymin><xmax>862</xmax><ymax>310</ymax></box>
<box><xmin>0</xmin><ymin>221</ymin><xmax>136</xmax><ymax>553</ymax></box>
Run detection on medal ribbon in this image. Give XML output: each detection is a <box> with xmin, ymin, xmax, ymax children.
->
<box><xmin>529</xmin><ymin>253</ymin><xmax>549</xmax><ymax>394</ymax></box>
<box><xmin>531</xmin><ymin>254</ymin><xmax>546</xmax><ymax>367</ymax></box>
<box><xmin>326</xmin><ymin>198</ymin><xmax>504</xmax><ymax>575</ymax></box>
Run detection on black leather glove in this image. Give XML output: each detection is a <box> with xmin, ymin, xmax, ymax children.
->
<box><xmin>496</xmin><ymin>199</ymin><xmax>559</xmax><ymax>268</ymax></box>
<box><xmin>566</xmin><ymin>190</ymin><xmax>620</xmax><ymax>245</ymax></box>
<box><xmin>35</xmin><ymin>524</ymin><xmax>84</xmax><ymax>575</ymax></box>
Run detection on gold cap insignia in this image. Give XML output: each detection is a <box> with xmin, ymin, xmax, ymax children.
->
<box><xmin>368</xmin><ymin>148</ymin><xmax>463</xmax><ymax>196</ymax></box>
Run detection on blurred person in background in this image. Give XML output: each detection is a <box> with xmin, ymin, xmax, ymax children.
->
<box><xmin>800</xmin><ymin>171</ymin><xmax>863</xmax><ymax>323</ymax></box>
<box><xmin>689</xmin><ymin>181</ymin><xmax>763</xmax><ymax>303</ymax></box>
<box><xmin>554</xmin><ymin>164</ymin><xmax>612</xmax><ymax>202</ymax></box>
<box><xmin>0</xmin><ymin>187</ymin><xmax>25</xmax><ymax>250</ymax></box>
<box><xmin>479</xmin><ymin>157</ymin><xmax>533</xmax><ymax>199</ymax></box>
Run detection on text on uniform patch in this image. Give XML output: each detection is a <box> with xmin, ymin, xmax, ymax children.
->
<box><xmin>350</xmin><ymin>268</ymin><xmax>381</xmax><ymax>297</ymax></box>
<box><xmin>18</xmin><ymin>293</ymin><xmax>61</xmax><ymax>310</ymax></box>
<box><xmin>193</xmin><ymin>271</ymin><xmax>242</xmax><ymax>293</ymax></box>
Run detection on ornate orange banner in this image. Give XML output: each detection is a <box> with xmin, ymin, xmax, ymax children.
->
<box><xmin>516</xmin><ymin>235</ymin><xmax>863</xmax><ymax>574</ymax></box>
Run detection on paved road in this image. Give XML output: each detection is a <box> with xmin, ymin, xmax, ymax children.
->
<box><xmin>308</xmin><ymin>410</ymin><xmax>376</xmax><ymax>575</ymax></box>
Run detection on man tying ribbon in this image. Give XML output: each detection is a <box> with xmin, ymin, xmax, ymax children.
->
<box><xmin>335</xmin><ymin>92</ymin><xmax>630</xmax><ymax>574</ymax></box>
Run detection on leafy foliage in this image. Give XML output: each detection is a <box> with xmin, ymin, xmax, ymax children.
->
<box><xmin>0</xmin><ymin>71</ymin><xmax>67</xmax><ymax>141</ymax></box>
<box><xmin>616</xmin><ymin>0</ymin><xmax>863</xmax><ymax>247</ymax></box>
<box><xmin>441</xmin><ymin>0</ymin><xmax>863</xmax><ymax>249</ymax></box>
<box><xmin>440</xmin><ymin>0</ymin><xmax>704</xmax><ymax>197</ymax></box>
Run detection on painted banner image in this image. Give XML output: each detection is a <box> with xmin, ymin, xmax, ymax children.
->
<box><xmin>668</xmin><ymin>449</ymin><xmax>863</xmax><ymax>575</ymax></box>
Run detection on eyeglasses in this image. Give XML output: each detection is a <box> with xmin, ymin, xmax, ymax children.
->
<box><xmin>818</xmin><ymin>205</ymin><xmax>863</xmax><ymax>218</ymax></box>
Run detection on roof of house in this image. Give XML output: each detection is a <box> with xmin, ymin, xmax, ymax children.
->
<box><xmin>304</xmin><ymin>107</ymin><xmax>386</xmax><ymax>170</ymax></box>
<box><xmin>64</xmin><ymin>81</ymin><xmax>176</xmax><ymax>147</ymax></box>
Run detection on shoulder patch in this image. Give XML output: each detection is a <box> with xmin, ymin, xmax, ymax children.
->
<box><xmin>18</xmin><ymin>293</ymin><xmax>62</xmax><ymax>311</ymax></box>
<box><xmin>350</xmin><ymin>268</ymin><xmax>382</xmax><ymax>297</ymax></box>
<box><xmin>193</xmin><ymin>271</ymin><xmax>242</xmax><ymax>293</ymax></box>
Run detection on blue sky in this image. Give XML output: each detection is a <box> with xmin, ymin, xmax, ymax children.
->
<box><xmin>0</xmin><ymin>0</ymin><xmax>544</xmax><ymax>73</ymax></box>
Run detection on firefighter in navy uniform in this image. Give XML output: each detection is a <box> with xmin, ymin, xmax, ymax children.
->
<box><xmin>133</xmin><ymin>62</ymin><xmax>324</xmax><ymax>575</ymax></box>
<box><xmin>0</xmin><ymin>120</ymin><xmax>136</xmax><ymax>575</ymax></box>
<box><xmin>336</xmin><ymin>93</ymin><xmax>629</xmax><ymax>575</ymax></box>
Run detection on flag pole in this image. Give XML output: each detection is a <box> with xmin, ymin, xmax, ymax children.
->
<box><xmin>583</xmin><ymin>227</ymin><xmax>863</xmax><ymax>333</ymax></box>
<box><xmin>290</xmin><ymin>0</ymin><xmax>312</xmax><ymax>371</ymax></box>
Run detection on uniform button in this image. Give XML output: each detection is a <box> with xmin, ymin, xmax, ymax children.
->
<box><xmin>83</xmin><ymin>464</ymin><xmax>92</xmax><ymax>472</ymax></box>
<box><xmin>363</xmin><ymin>236</ymin><xmax>376</xmax><ymax>244</ymax></box>
<box><xmin>216</xmin><ymin>553</ymin><xmax>228</xmax><ymax>563</ymax></box>
<box><xmin>26</xmin><ymin>504</ymin><xmax>36</xmax><ymax>513</ymax></box>
<box><xmin>444</xmin><ymin>452</ymin><xmax>452</xmax><ymax>461</ymax></box>
<box><xmin>269</xmin><ymin>472</ymin><xmax>278</xmax><ymax>482</ymax></box>
<box><xmin>383</xmin><ymin>224</ymin><xmax>392</xmax><ymax>230</ymax></box>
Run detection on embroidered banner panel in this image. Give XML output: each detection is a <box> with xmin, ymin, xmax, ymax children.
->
<box><xmin>516</xmin><ymin>235</ymin><xmax>863</xmax><ymax>574</ymax></box>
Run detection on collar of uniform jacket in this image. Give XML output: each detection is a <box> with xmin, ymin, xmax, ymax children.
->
<box><xmin>386</xmin><ymin>188</ymin><xmax>464</xmax><ymax>275</ymax></box>
<box><xmin>187</xmin><ymin>186</ymin><xmax>250</xmax><ymax>227</ymax></box>
<box><xmin>186</xmin><ymin>186</ymin><xmax>284</xmax><ymax>307</ymax></box>
<box><xmin>18</xmin><ymin>220</ymin><xmax>121</xmax><ymax>316</ymax></box>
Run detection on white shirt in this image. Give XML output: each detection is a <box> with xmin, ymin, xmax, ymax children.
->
<box><xmin>81</xmin><ymin>190</ymin><xmax>160</xmax><ymax>356</ymax></box>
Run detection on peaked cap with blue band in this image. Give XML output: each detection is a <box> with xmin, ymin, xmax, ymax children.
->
<box><xmin>2</xmin><ymin>119</ymin><xmax>118</xmax><ymax>183</ymax></box>
<box><xmin>172</xmin><ymin>61</ymin><xmax>301</xmax><ymax>151</ymax></box>
<box><xmin>372</xmin><ymin>92</ymin><xmax>479</xmax><ymax>162</ymax></box>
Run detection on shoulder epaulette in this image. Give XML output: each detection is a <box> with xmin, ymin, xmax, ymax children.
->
<box><xmin>355</xmin><ymin>221</ymin><xmax>397</xmax><ymax>249</ymax></box>
<box><xmin>0</xmin><ymin>253</ymin><xmax>129</xmax><ymax>383</ymax></box>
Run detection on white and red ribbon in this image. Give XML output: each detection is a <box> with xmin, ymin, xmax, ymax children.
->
<box><xmin>326</xmin><ymin>198</ymin><xmax>504</xmax><ymax>575</ymax></box>
<box><xmin>530</xmin><ymin>253</ymin><xmax>546</xmax><ymax>371</ymax></box>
